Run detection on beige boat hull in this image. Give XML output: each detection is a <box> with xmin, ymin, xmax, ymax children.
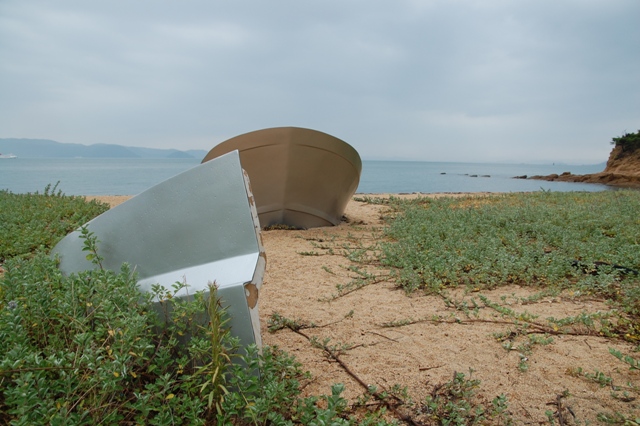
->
<box><xmin>202</xmin><ymin>127</ymin><xmax>362</xmax><ymax>229</ymax></box>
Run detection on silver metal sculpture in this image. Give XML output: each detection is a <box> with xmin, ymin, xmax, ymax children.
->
<box><xmin>51</xmin><ymin>150</ymin><xmax>265</xmax><ymax>348</ymax></box>
<box><xmin>202</xmin><ymin>127</ymin><xmax>362</xmax><ymax>229</ymax></box>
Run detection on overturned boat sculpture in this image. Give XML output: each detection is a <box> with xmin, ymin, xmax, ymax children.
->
<box><xmin>202</xmin><ymin>127</ymin><xmax>362</xmax><ymax>229</ymax></box>
<box><xmin>51</xmin><ymin>150</ymin><xmax>265</xmax><ymax>348</ymax></box>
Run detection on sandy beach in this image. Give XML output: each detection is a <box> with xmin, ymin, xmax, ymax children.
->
<box><xmin>88</xmin><ymin>194</ymin><xmax>638</xmax><ymax>423</ymax></box>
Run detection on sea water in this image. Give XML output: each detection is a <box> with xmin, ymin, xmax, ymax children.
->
<box><xmin>0</xmin><ymin>157</ymin><xmax>610</xmax><ymax>196</ymax></box>
<box><xmin>360</xmin><ymin>161</ymin><xmax>610</xmax><ymax>194</ymax></box>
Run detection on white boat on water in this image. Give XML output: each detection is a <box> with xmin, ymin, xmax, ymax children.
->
<box><xmin>0</xmin><ymin>153</ymin><xmax>17</xmax><ymax>159</ymax></box>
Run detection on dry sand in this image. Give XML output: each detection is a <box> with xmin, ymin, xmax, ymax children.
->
<box><xmin>90</xmin><ymin>194</ymin><xmax>640</xmax><ymax>424</ymax></box>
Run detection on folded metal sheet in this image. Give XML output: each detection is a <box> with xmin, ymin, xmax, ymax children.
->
<box><xmin>202</xmin><ymin>127</ymin><xmax>362</xmax><ymax>229</ymax></box>
<box><xmin>51</xmin><ymin>150</ymin><xmax>266</xmax><ymax>348</ymax></box>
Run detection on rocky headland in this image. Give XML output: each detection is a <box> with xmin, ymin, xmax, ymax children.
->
<box><xmin>521</xmin><ymin>132</ymin><xmax>640</xmax><ymax>188</ymax></box>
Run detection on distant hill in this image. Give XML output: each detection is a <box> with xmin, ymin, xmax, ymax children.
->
<box><xmin>0</xmin><ymin>138</ymin><xmax>208</xmax><ymax>160</ymax></box>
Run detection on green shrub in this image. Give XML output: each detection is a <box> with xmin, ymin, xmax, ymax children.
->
<box><xmin>0</xmin><ymin>252</ymin><xmax>398</xmax><ymax>424</ymax></box>
<box><xmin>611</xmin><ymin>129</ymin><xmax>640</xmax><ymax>152</ymax></box>
<box><xmin>0</xmin><ymin>253</ymin><xmax>214</xmax><ymax>424</ymax></box>
<box><xmin>0</xmin><ymin>185</ymin><xmax>109</xmax><ymax>262</ymax></box>
<box><xmin>423</xmin><ymin>371</ymin><xmax>511</xmax><ymax>425</ymax></box>
<box><xmin>380</xmin><ymin>191</ymin><xmax>640</xmax><ymax>316</ymax></box>
<box><xmin>0</xmin><ymin>190</ymin><xmax>398</xmax><ymax>425</ymax></box>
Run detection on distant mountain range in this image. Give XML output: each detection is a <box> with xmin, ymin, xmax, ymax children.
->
<box><xmin>0</xmin><ymin>138</ymin><xmax>208</xmax><ymax>159</ymax></box>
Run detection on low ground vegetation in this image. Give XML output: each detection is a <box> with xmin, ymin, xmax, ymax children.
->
<box><xmin>1</xmin><ymin>188</ymin><xmax>640</xmax><ymax>424</ymax></box>
<box><xmin>280</xmin><ymin>191</ymin><xmax>640</xmax><ymax>424</ymax></box>
<box><xmin>338</xmin><ymin>191</ymin><xmax>640</xmax><ymax>423</ymax></box>
<box><xmin>0</xmin><ymin>189</ymin><xmax>396</xmax><ymax>425</ymax></box>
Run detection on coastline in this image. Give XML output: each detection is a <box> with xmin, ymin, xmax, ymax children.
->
<box><xmin>85</xmin><ymin>195</ymin><xmax>132</xmax><ymax>208</ymax></box>
<box><xmin>527</xmin><ymin>171</ymin><xmax>640</xmax><ymax>188</ymax></box>
<box><xmin>86</xmin><ymin>192</ymin><xmax>496</xmax><ymax>208</ymax></box>
<box><xmin>526</xmin><ymin>144</ymin><xmax>640</xmax><ymax>188</ymax></box>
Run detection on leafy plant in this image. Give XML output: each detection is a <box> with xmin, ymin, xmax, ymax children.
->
<box><xmin>611</xmin><ymin>129</ymin><xmax>640</xmax><ymax>152</ymax></box>
<box><xmin>196</xmin><ymin>282</ymin><xmax>234</xmax><ymax>415</ymax></box>
<box><xmin>610</xmin><ymin>348</ymin><xmax>640</xmax><ymax>371</ymax></box>
<box><xmin>0</xmin><ymin>185</ymin><xmax>109</xmax><ymax>262</ymax></box>
<box><xmin>422</xmin><ymin>371</ymin><xmax>512</xmax><ymax>425</ymax></box>
<box><xmin>0</xmin><ymin>190</ymin><xmax>403</xmax><ymax>425</ymax></box>
<box><xmin>372</xmin><ymin>192</ymin><xmax>640</xmax><ymax>331</ymax></box>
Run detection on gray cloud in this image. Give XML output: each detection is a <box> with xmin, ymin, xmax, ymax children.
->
<box><xmin>1</xmin><ymin>0</ymin><xmax>638</xmax><ymax>163</ymax></box>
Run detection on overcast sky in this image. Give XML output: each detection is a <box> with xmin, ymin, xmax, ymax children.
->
<box><xmin>1</xmin><ymin>1</ymin><xmax>638</xmax><ymax>164</ymax></box>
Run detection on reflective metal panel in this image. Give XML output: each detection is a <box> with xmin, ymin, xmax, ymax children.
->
<box><xmin>51</xmin><ymin>150</ymin><xmax>265</xmax><ymax>348</ymax></box>
<box><xmin>202</xmin><ymin>127</ymin><xmax>362</xmax><ymax>229</ymax></box>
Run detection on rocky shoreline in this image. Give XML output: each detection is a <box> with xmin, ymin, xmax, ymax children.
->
<box><xmin>519</xmin><ymin>171</ymin><xmax>640</xmax><ymax>188</ymax></box>
<box><xmin>518</xmin><ymin>143</ymin><xmax>640</xmax><ymax>188</ymax></box>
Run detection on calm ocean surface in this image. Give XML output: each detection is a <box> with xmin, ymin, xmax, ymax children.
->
<box><xmin>0</xmin><ymin>158</ymin><xmax>611</xmax><ymax>196</ymax></box>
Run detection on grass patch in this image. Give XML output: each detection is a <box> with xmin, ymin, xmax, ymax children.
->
<box><xmin>0</xmin><ymin>184</ymin><xmax>109</xmax><ymax>263</ymax></box>
<box><xmin>379</xmin><ymin>191</ymin><xmax>640</xmax><ymax>316</ymax></box>
<box><xmin>0</xmin><ymin>189</ymin><xmax>403</xmax><ymax>425</ymax></box>
<box><xmin>6</xmin><ymin>188</ymin><xmax>640</xmax><ymax>424</ymax></box>
<box><xmin>352</xmin><ymin>190</ymin><xmax>640</xmax><ymax>423</ymax></box>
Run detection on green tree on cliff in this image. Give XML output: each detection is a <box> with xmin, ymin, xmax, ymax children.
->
<box><xmin>611</xmin><ymin>129</ymin><xmax>640</xmax><ymax>152</ymax></box>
